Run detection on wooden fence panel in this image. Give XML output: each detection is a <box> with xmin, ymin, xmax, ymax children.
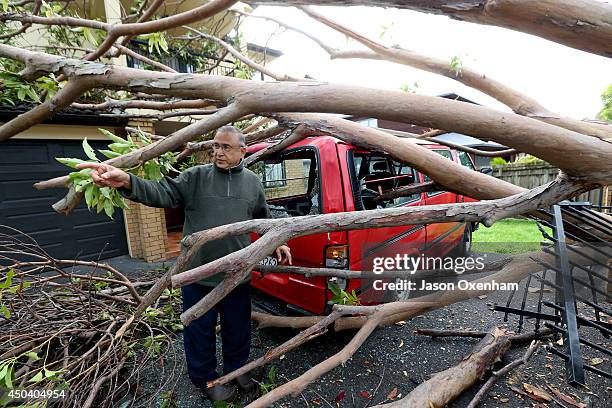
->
<box><xmin>493</xmin><ymin>163</ymin><xmax>605</xmax><ymax>206</ymax></box>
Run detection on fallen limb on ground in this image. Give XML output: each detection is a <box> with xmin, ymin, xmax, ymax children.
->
<box><xmin>467</xmin><ymin>340</ymin><xmax>541</xmax><ymax>408</ymax></box>
<box><xmin>373</xmin><ymin>327</ymin><xmax>512</xmax><ymax>408</ymax></box>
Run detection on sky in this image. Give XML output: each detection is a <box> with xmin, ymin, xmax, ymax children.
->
<box><xmin>241</xmin><ymin>4</ymin><xmax>612</xmax><ymax>120</ymax></box>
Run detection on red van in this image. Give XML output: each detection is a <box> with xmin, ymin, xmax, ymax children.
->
<box><xmin>247</xmin><ymin>135</ymin><xmax>478</xmax><ymax>315</ymax></box>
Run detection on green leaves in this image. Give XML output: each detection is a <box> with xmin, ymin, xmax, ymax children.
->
<box><xmin>1</xmin><ymin>269</ymin><xmax>34</xmax><ymax>319</ymax></box>
<box><xmin>143</xmin><ymin>334</ymin><xmax>166</xmax><ymax>357</ymax></box>
<box><xmin>597</xmin><ymin>84</ymin><xmax>612</xmax><ymax>122</ymax></box>
<box><xmin>399</xmin><ymin>81</ymin><xmax>419</xmax><ymax>94</ymax></box>
<box><xmin>0</xmin><ymin>269</ymin><xmax>14</xmax><ymax>290</ymax></box>
<box><xmin>2</xmin><ymin>0</ymin><xmax>9</xmax><ymax>13</ymax></box>
<box><xmin>450</xmin><ymin>55</ymin><xmax>463</xmax><ymax>77</ymax></box>
<box><xmin>27</xmin><ymin>367</ymin><xmax>65</xmax><ymax>383</ymax></box>
<box><xmin>139</xmin><ymin>31</ymin><xmax>170</xmax><ymax>55</ymax></box>
<box><xmin>56</xmin><ymin>157</ymin><xmax>89</xmax><ymax>169</ymax></box>
<box><xmin>257</xmin><ymin>366</ymin><xmax>278</xmax><ymax>395</ymax></box>
<box><xmin>98</xmin><ymin>128</ymin><xmax>128</xmax><ymax>144</ymax></box>
<box><xmin>58</xmin><ymin>128</ymin><xmax>176</xmax><ymax>219</ymax></box>
<box><xmin>0</xmin><ymin>358</ymin><xmax>16</xmax><ymax>389</ymax></box>
<box><xmin>24</xmin><ymin>352</ymin><xmax>40</xmax><ymax>361</ymax></box>
<box><xmin>82</xmin><ymin>138</ymin><xmax>99</xmax><ymax>162</ymax></box>
<box><xmin>0</xmin><ymin>304</ymin><xmax>10</xmax><ymax>319</ymax></box>
<box><xmin>0</xmin><ymin>70</ymin><xmax>41</xmax><ymax>103</ymax></box>
<box><xmin>28</xmin><ymin>371</ymin><xmax>43</xmax><ymax>383</ymax></box>
<box><xmin>328</xmin><ymin>282</ymin><xmax>361</xmax><ymax>306</ymax></box>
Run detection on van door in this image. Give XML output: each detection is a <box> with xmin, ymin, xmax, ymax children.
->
<box><xmin>423</xmin><ymin>149</ymin><xmax>465</xmax><ymax>256</ymax></box>
<box><xmin>249</xmin><ymin>143</ymin><xmax>344</xmax><ymax>314</ymax></box>
<box><xmin>345</xmin><ymin>149</ymin><xmax>427</xmax><ymax>304</ymax></box>
<box><xmin>454</xmin><ymin>150</ymin><xmax>479</xmax><ymax>203</ymax></box>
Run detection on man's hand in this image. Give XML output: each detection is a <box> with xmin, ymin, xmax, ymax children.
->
<box><xmin>76</xmin><ymin>163</ymin><xmax>131</xmax><ymax>189</ymax></box>
<box><xmin>275</xmin><ymin>245</ymin><xmax>292</xmax><ymax>265</ymax></box>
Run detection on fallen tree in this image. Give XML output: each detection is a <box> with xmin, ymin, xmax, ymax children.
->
<box><xmin>1</xmin><ymin>1</ymin><xmax>611</xmax><ymax>406</ymax></box>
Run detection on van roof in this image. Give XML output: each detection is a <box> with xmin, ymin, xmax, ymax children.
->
<box><xmin>247</xmin><ymin>132</ymin><xmax>443</xmax><ymax>154</ymax></box>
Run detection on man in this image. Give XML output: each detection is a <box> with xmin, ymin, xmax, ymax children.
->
<box><xmin>77</xmin><ymin>126</ymin><xmax>291</xmax><ymax>402</ymax></box>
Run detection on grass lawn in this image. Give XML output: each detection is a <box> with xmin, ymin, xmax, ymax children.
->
<box><xmin>473</xmin><ymin>218</ymin><xmax>552</xmax><ymax>254</ymax></box>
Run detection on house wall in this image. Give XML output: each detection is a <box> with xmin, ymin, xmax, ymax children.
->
<box><xmin>6</xmin><ymin>120</ymin><xmax>171</xmax><ymax>263</ymax></box>
<box><xmin>264</xmin><ymin>159</ymin><xmax>308</xmax><ymax>200</ymax></box>
<box><xmin>121</xmin><ymin>119</ymin><xmax>169</xmax><ymax>262</ymax></box>
<box><xmin>3</xmin><ymin>1</ymin><xmax>259</xmax><ymax>264</ymax></box>
<box><xmin>12</xmin><ymin>124</ymin><xmax>120</xmax><ymax>140</ymax></box>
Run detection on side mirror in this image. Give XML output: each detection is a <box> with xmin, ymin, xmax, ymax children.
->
<box><xmin>480</xmin><ymin>167</ymin><xmax>493</xmax><ymax>175</ymax></box>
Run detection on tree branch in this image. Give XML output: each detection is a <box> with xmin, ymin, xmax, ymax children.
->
<box><xmin>0</xmin><ymin>78</ymin><xmax>94</xmax><ymax>142</ymax></box>
<box><xmin>374</xmin><ymin>181</ymin><xmax>440</xmax><ymax>202</ymax></box>
<box><xmin>295</xmin><ymin>6</ymin><xmax>612</xmax><ymax>140</ymax></box>
<box><xmin>174</xmin><ymin>173</ymin><xmax>595</xmax><ymax>325</ymax></box>
<box><xmin>71</xmin><ymin>98</ymin><xmax>217</xmax><ymax>111</ymax></box>
<box><xmin>2</xmin><ymin>46</ymin><xmax>610</xmax><ymax>183</ymax></box>
<box><xmin>51</xmin><ymin>103</ymin><xmax>247</xmax><ymax>213</ymax></box>
<box><xmin>374</xmin><ymin>327</ymin><xmax>512</xmax><ymax>408</ymax></box>
<box><xmin>184</xmin><ymin>26</ymin><xmax>307</xmax><ymax>82</ymax></box>
<box><xmin>251</xmin><ymin>0</ymin><xmax>612</xmax><ymax>58</ymax></box>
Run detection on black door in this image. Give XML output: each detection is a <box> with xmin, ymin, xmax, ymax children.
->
<box><xmin>0</xmin><ymin>139</ymin><xmax>128</xmax><ymax>261</ymax></box>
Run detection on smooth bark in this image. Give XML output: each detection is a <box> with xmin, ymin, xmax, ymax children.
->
<box><xmin>1</xmin><ymin>46</ymin><xmax>610</xmax><ymax>184</ymax></box>
<box><xmin>296</xmin><ymin>6</ymin><xmax>612</xmax><ymax>139</ymax></box>
<box><xmin>252</xmin><ymin>0</ymin><xmax>612</xmax><ymax>58</ymax></box>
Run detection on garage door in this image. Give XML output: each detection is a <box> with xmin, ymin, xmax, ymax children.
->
<box><xmin>0</xmin><ymin>139</ymin><xmax>128</xmax><ymax>261</ymax></box>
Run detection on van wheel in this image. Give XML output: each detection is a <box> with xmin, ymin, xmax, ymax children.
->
<box><xmin>454</xmin><ymin>223</ymin><xmax>472</xmax><ymax>258</ymax></box>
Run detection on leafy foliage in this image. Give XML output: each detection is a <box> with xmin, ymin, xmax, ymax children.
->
<box><xmin>511</xmin><ymin>154</ymin><xmax>544</xmax><ymax>165</ymax></box>
<box><xmin>257</xmin><ymin>366</ymin><xmax>278</xmax><ymax>395</ymax></box>
<box><xmin>491</xmin><ymin>155</ymin><xmax>545</xmax><ymax>167</ymax></box>
<box><xmin>56</xmin><ymin>128</ymin><xmax>179</xmax><ymax>219</ymax></box>
<box><xmin>328</xmin><ymin>282</ymin><xmax>361</xmax><ymax>305</ymax></box>
<box><xmin>139</xmin><ymin>31</ymin><xmax>170</xmax><ymax>56</ymax></box>
<box><xmin>0</xmin><ymin>58</ymin><xmax>59</xmax><ymax>106</ymax></box>
<box><xmin>399</xmin><ymin>81</ymin><xmax>419</xmax><ymax>93</ymax></box>
<box><xmin>597</xmin><ymin>84</ymin><xmax>612</xmax><ymax>122</ymax></box>
<box><xmin>490</xmin><ymin>157</ymin><xmax>507</xmax><ymax>166</ymax></box>
<box><xmin>450</xmin><ymin>55</ymin><xmax>463</xmax><ymax>77</ymax></box>
<box><xmin>0</xmin><ymin>269</ymin><xmax>33</xmax><ymax>319</ymax></box>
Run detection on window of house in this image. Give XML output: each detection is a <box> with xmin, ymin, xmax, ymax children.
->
<box><xmin>248</xmin><ymin>149</ymin><xmax>319</xmax><ymax>217</ymax></box>
<box><xmin>126</xmin><ymin>42</ymin><xmax>196</xmax><ymax>73</ymax></box>
<box><xmin>263</xmin><ymin>162</ymin><xmax>286</xmax><ymax>188</ymax></box>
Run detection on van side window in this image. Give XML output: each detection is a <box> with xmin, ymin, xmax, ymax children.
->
<box><xmin>350</xmin><ymin>152</ymin><xmax>419</xmax><ymax>210</ymax></box>
<box><xmin>424</xmin><ymin>149</ymin><xmax>453</xmax><ymax>197</ymax></box>
<box><xmin>457</xmin><ymin>150</ymin><xmax>475</xmax><ymax>170</ymax></box>
<box><xmin>249</xmin><ymin>149</ymin><xmax>320</xmax><ymax>217</ymax></box>
<box><xmin>390</xmin><ymin>159</ymin><xmax>420</xmax><ymax>206</ymax></box>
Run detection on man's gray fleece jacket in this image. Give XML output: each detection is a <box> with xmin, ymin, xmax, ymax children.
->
<box><xmin>120</xmin><ymin>160</ymin><xmax>270</xmax><ymax>286</ymax></box>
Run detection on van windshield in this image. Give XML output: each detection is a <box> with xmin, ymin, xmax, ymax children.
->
<box><xmin>248</xmin><ymin>148</ymin><xmax>320</xmax><ymax>217</ymax></box>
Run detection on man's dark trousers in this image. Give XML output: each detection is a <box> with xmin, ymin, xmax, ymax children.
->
<box><xmin>182</xmin><ymin>282</ymin><xmax>251</xmax><ymax>386</ymax></box>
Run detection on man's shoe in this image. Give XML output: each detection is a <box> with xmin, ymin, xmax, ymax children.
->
<box><xmin>203</xmin><ymin>383</ymin><xmax>237</xmax><ymax>402</ymax></box>
<box><xmin>235</xmin><ymin>372</ymin><xmax>258</xmax><ymax>392</ymax></box>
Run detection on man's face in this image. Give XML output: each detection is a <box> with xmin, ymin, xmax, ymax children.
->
<box><xmin>212</xmin><ymin>131</ymin><xmax>246</xmax><ymax>169</ymax></box>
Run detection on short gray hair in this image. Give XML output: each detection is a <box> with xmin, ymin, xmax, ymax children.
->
<box><xmin>215</xmin><ymin>125</ymin><xmax>245</xmax><ymax>146</ymax></box>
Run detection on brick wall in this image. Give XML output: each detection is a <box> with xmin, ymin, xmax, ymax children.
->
<box><xmin>122</xmin><ymin>119</ymin><xmax>168</xmax><ymax>262</ymax></box>
<box><xmin>264</xmin><ymin>159</ymin><xmax>308</xmax><ymax>200</ymax></box>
